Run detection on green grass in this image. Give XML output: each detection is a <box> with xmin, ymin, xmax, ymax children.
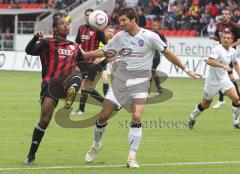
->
<box><xmin>0</xmin><ymin>71</ymin><xmax>240</xmax><ymax>174</ymax></box>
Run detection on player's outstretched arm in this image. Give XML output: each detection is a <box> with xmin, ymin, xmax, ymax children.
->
<box><xmin>206</xmin><ymin>58</ymin><xmax>232</xmax><ymax>71</ymax></box>
<box><xmin>162</xmin><ymin>48</ymin><xmax>201</xmax><ymax>78</ymax></box>
<box><xmin>82</xmin><ymin>49</ymin><xmax>105</xmax><ymax>59</ymax></box>
<box><xmin>25</xmin><ymin>32</ymin><xmax>46</xmax><ymax>56</ymax></box>
<box><xmin>231</xmin><ymin>41</ymin><xmax>240</xmax><ymax>48</ymax></box>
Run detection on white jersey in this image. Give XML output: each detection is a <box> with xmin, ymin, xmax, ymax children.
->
<box><xmin>206</xmin><ymin>44</ymin><xmax>238</xmax><ymax>85</ymax></box>
<box><xmin>103</xmin><ymin>28</ymin><xmax>167</xmax><ymax>86</ymax></box>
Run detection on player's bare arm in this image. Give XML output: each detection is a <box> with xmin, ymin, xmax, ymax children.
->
<box><xmin>209</xmin><ymin>35</ymin><xmax>219</xmax><ymax>41</ymax></box>
<box><xmin>207</xmin><ymin>58</ymin><xmax>232</xmax><ymax>71</ymax></box>
<box><xmin>231</xmin><ymin>40</ymin><xmax>240</xmax><ymax>48</ymax></box>
<box><xmin>233</xmin><ymin>61</ymin><xmax>240</xmax><ymax>80</ymax></box>
<box><xmin>162</xmin><ymin>48</ymin><xmax>201</xmax><ymax>78</ymax></box>
<box><xmin>82</xmin><ymin>49</ymin><xmax>105</xmax><ymax>59</ymax></box>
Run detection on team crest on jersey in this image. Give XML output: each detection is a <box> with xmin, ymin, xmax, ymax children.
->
<box><xmin>69</xmin><ymin>45</ymin><xmax>75</xmax><ymax>51</ymax></box>
<box><xmin>138</xmin><ymin>39</ymin><xmax>144</xmax><ymax>47</ymax></box>
<box><xmin>89</xmin><ymin>31</ymin><xmax>94</xmax><ymax>36</ymax></box>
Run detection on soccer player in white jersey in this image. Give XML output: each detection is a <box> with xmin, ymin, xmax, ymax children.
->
<box><xmin>188</xmin><ymin>30</ymin><xmax>240</xmax><ymax>129</ymax></box>
<box><xmin>81</xmin><ymin>8</ymin><xmax>200</xmax><ymax>168</ymax></box>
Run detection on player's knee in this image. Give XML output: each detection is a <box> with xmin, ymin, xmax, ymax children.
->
<box><xmin>232</xmin><ymin>96</ymin><xmax>239</xmax><ymax>105</ymax></box>
<box><xmin>99</xmin><ymin>110</ymin><xmax>111</xmax><ymax>123</ymax></box>
<box><xmin>202</xmin><ymin>103</ymin><xmax>210</xmax><ymax>109</ymax></box>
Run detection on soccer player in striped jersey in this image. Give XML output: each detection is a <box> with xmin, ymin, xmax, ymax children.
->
<box><xmin>74</xmin><ymin>8</ymin><xmax>108</xmax><ymax>115</ymax></box>
<box><xmin>24</xmin><ymin>17</ymin><xmax>88</xmax><ymax>165</ymax></box>
<box><xmin>95</xmin><ymin>26</ymin><xmax>115</xmax><ymax>96</ymax></box>
<box><xmin>82</xmin><ymin>8</ymin><xmax>200</xmax><ymax>168</ymax></box>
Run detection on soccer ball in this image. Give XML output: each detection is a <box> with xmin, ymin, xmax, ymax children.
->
<box><xmin>89</xmin><ymin>10</ymin><xmax>108</xmax><ymax>30</ymax></box>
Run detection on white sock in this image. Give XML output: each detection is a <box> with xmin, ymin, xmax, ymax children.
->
<box><xmin>128</xmin><ymin>127</ymin><xmax>142</xmax><ymax>159</ymax></box>
<box><xmin>93</xmin><ymin>125</ymin><xmax>105</xmax><ymax>147</ymax></box>
<box><xmin>190</xmin><ymin>105</ymin><xmax>202</xmax><ymax>120</ymax></box>
<box><xmin>232</xmin><ymin>106</ymin><xmax>239</xmax><ymax>125</ymax></box>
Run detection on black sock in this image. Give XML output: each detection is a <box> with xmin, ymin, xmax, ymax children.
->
<box><xmin>79</xmin><ymin>89</ymin><xmax>88</xmax><ymax>112</ymax></box>
<box><xmin>232</xmin><ymin>80</ymin><xmax>240</xmax><ymax>97</ymax></box>
<box><xmin>70</xmin><ymin>76</ymin><xmax>81</xmax><ymax>92</ymax></box>
<box><xmin>232</xmin><ymin>102</ymin><xmax>240</xmax><ymax>108</ymax></box>
<box><xmin>89</xmin><ymin>89</ymin><xmax>104</xmax><ymax>103</ymax></box>
<box><xmin>103</xmin><ymin>83</ymin><xmax>109</xmax><ymax>96</ymax></box>
<box><xmin>197</xmin><ymin>103</ymin><xmax>205</xmax><ymax>112</ymax></box>
<box><xmin>219</xmin><ymin>91</ymin><xmax>224</xmax><ymax>102</ymax></box>
<box><xmin>27</xmin><ymin>124</ymin><xmax>45</xmax><ymax>158</ymax></box>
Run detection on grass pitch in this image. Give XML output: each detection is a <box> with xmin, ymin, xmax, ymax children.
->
<box><xmin>0</xmin><ymin>71</ymin><xmax>240</xmax><ymax>174</ymax></box>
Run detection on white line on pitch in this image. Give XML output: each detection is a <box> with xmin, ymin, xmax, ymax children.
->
<box><xmin>1</xmin><ymin>161</ymin><xmax>240</xmax><ymax>171</ymax></box>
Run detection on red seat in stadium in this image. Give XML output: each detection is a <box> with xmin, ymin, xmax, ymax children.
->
<box><xmin>176</xmin><ymin>30</ymin><xmax>185</xmax><ymax>36</ymax></box>
<box><xmin>145</xmin><ymin>20</ymin><xmax>153</xmax><ymax>29</ymax></box>
<box><xmin>190</xmin><ymin>30</ymin><xmax>198</xmax><ymax>36</ymax></box>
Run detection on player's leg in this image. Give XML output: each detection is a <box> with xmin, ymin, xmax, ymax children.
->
<box><xmin>25</xmin><ymin>96</ymin><xmax>57</xmax><ymax>165</ymax></box>
<box><xmin>127</xmin><ymin>94</ymin><xmax>147</xmax><ymax>168</ymax></box>
<box><xmin>224</xmin><ymin>87</ymin><xmax>240</xmax><ymax>128</ymax></box>
<box><xmin>65</xmin><ymin>74</ymin><xmax>82</xmax><ymax>109</ymax></box>
<box><xmin>232</xmin><ymin>80</ymin><xmax>240</xmax><ymax>97</ymax></box>
<box><xmin>101</xmin><ymin>70</ymin><xmax>109</xmax><ymax>96</ymax></box>
<box><xmin>188</xmin><ymin>97</ymin><xmax>212</xmax><ymax>129</ymax></box>
<box><xmin>212</xmin><ymin>91</ymin><xmax>225</xmax><ymax>109</ymax></box>
<box><xmin>152</xmin><ymin>69</ymin><xmax>162</xmax><ymax>94</ymax></box>
<box><xmin>85</xmin><ymin>89</ymin><xmax>120</xmax><ymax>163</ymax></box>
<box><xmin>188</xmin><ymin>83</ymin><xmax>216</xmax><ymax>129</ymax></box>
<box><xmin>151</xmin><ymin>54</ymin><xmax>162</xmax><ymax>94</ymax></box>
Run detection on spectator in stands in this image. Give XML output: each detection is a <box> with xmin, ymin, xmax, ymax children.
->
<box><xmin>207</xmin><ymin>18</ymin><xmax>217</xmax><ymax>35</ymax></box>
<box><xmin>208</xmin><ymin>2</ymin><xmax>219</xmax><ymax>18</ymax></box>
<box><xmin>136</xmin><ymin>6</ymin><xmax>146</xmax><ymax>27</ymax></box>
<box><xmin>3</xmin><ymin>27</ymin><xmax>13</xmax><ymax>50</ymax></box>
<box><xmin>232</xmin><ymin>9</ymin><xmax>240</xmax><ymax>24</ymax></box>
<box><xmin>111</xmin><ymin>2</ymin><xmax>121</xmax><ymax>26</ymax></box>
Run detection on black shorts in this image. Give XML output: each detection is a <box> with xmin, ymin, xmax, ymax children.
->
<box><xmin>40</xmin><ymin>82</ymin><xmax>59</xmax><ymax>105</ymax></box>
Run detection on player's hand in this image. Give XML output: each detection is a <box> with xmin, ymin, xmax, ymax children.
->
<box><xmin>35</xmin><ymin>32</ymin><xmax>44</xmax><ymax>38</ymax></box>
<box><xmin>187</xmin><ymin>70</ymin><xmax>202</xmax><ymax>79</ymax></box>
<box><xmin>223</xmin><ymin>65</ymin><xmax>232</xmax><ymax>72</ymax></box>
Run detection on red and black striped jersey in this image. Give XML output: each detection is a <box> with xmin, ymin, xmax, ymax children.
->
<box><xmin>75</xmin><ymin>24</ymin><xmax>107</xmax><ymax>63</ymax></box>
<box><xmin>25</xmin><ymin>36</ymin><xmax>88</xmax><ymax>84</ymax></box>
<box><xmin>215</xmin><ymin>21</ymin><xmax>240</xmax><ymax>43</ymax></box>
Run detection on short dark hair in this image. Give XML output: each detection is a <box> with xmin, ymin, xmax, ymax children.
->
<box><xmin>222</xmin><ymin>28</ymin><xmax>233</xmax><ymax>36</ymax></box>
<box><xmin>118</xmin><ymin>7</ymin><xmax>138</xmax><ymax>22</ymax></box>
<box><xmin>222</xmin><ymin>9</ymin><xmax>232</xmax><ymax>15</ymax></box>
<box><xmin>85</xmin><ymin>8</ymin><xmax>94</xmax><ymax>15</ymax></box>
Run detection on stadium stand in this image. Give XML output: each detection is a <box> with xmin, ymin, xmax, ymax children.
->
<box><xmin>0</xmin><ymin>0</ymin><xmax>239</xmax><ymax>50</ymax></box>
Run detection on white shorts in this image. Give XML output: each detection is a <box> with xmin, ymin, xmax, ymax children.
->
<box><xmin>105</xmin><ymin>87</ymin><xmax>148</xmax><ymax>108</ymax></box>
<box><xmin>203</xmin><ymin>79</ymin><xmax>234</xmax><ymax>100</ymax></box>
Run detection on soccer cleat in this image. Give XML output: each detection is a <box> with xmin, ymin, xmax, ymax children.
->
<box><xmin>233</xmin><ymin>124</ymin><xmax>240</xmax><ymax>129</ymax></box>
<box><xmin>212</xmin><ymin>101</ymin><xmax>225</xmax><ymax>109</ymax></box>
<box><xmin>85</xmin><ymin>144</ymin><xmax>101</xmax><ymax>163</ymax></box>
<box><xmin>188</xmin><ymin>117</ymin><xmax>196</xmax><ymax>129</ymax></box>
<box><xmin>24</xmin><ymin>156</ymin><xmax>35</xmax><ymax>166</ymax></box>
<box><xmin>65</xmin><ymin>86</ymin><xmax>76</xmax><ymax>109</ymax></box>
<box><xmin>72</xmin><ymin>109</ymin><xmax>84</xmax><ymax>115</ymax></box>
<box><xmin>127</xmin><ymin>157</ymin><xmax>139</xmax><ymax>168</ymax></box>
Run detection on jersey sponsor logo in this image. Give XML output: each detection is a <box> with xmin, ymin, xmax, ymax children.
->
<box><xmin>81</xmin><ymin>35</ymin><xmax>90</xmax><ymax>40</ymax></box>
<box><xmin>69</xmin><ymin>45</ymin><xmax>75</xmax><ymax>51</ymax></box>
<box><xmin>89</xmin><ymin>31</ymin><xmax>94</xmax><ymax>36</ymax></box>
<box><xmin>58</xmin><ymin>48</ymin><xmax>73</xmax><ymax>56</ymax></box>
<box><xmin>138</xmin><ymin>39</ymin><xmax>144</xmax><ymax>47</ymax></box>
